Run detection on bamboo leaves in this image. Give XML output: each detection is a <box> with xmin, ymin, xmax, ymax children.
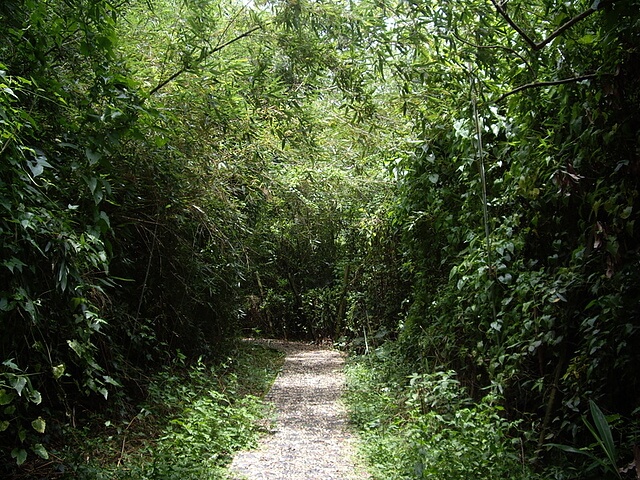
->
<box><xmin>585</xmin><ymin>400</ymin><xmax>621</xmax><ymax>478</ymax></box>
<box><xmin>548</xmin><ymin>400</ymin><xmax>621</xmax><ymax>478</ymax></box>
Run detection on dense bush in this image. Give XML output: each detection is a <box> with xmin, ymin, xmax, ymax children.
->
<box><xmin>345</xmin><ymin>347</ymin><xmax>541</xmax><ymax>480</ymax></box>
<box><xmin>59</xmin><ymin>343</ymin><xmax>283</xmax><ymax>480</ymax></box>
<box><xmin>0</xmin><ymin>0</ymin><xmax>270</xmax><ymax>469</ymax></box>
<box><xmin>377</xmin><ymin>0</ymin><xmax>640</xmax><ymax>473</ymax></box>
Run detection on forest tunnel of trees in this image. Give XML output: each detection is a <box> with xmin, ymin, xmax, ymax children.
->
<box><xmin>1</xmin><ymin>0</ymin><xmax>639</xmax><ymax>477</ymax></box>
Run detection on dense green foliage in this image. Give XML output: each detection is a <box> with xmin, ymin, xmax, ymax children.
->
<box><xmin>0</xmin><ymin>0</ymin><xmax>390</xmax><ymax>473</ymax></box>
<box><xmin>61</xmin><ymin>343</ymin><xmax>283</xmax><ymax>479</ymax></box>
<box><xmin>1</xmin><ymin>0</ymin><xmax>639</xmax><ymax>477</ymax></box>
<box><xmin>345</xmin><ymin>349</ymin><xmax>541</xmax><ymax>480</ymax></box>
<box><xmin>341</xmin><ymin>0</ymin><xmax>639</xmax><ymax>477</ymax></box>
<box><xmin>382</xmin><ymin>1</ymin><xmax>640</xmax><ymax>476</ymax></box>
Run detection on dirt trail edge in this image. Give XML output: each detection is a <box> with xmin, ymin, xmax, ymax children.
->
<box><xmin>228</xmin><ymin>339</ymin><xmax>370</xmax><ymax>480</ymax></box>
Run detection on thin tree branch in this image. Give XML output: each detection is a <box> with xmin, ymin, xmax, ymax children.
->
<box><xmin>490</xmin><ymin>0</ymin><xmax>537</xmax><ymax>49</ymax></box>
<box><xmin>452</xmin><ymin>32</ymin><xmax>535</xmax><ymax>77</ymax></box>
<box><xmin>535</xmin><ymin>6</ymin><xmax>599</xmax><ymax>50</ymax></box>
<box><xmin>490</xmin><ymin>0</ymin><xmax>613</xmax><ymax>51</ymax></box>
<box><xmin>148</xmin><ymin>25</ymin><xmax>261</xmax><ymax>96</ymax></box>
<box><xmin>493</xmin><ymin>73</ymin><xmax>598</xmax><ymax>103</ymax></box>
<box><xmin>212</xmin><ymin>3</ymin><xmax>250</xmax><ymax>52</ymax></box>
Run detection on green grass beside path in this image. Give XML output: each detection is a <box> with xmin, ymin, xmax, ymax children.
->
<box><xmin>24</xmin><ymin>342</ymin><xmax>284</xmax><ymax>480</ymax></box>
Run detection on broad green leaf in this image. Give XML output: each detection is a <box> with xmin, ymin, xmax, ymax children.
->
<box><xmin>28</xmin><ymin>390</ymin><xmax>42</xmax><ymax>405</ymax></box>
<box><xmin>99</xmin><ymin>210</ymin><xmax>111</xmax><ymax>229</ymax></box>
<box><xmin>3</xmin><ymin>359</ymin><xmax>19</xmax><ymax>370</ymax></box>
<box><xmin>546</xmin><ymin>443</ymin><xmax>592</xmax><ymax>456</ymax></box>
<box><xmin>588</xmin><ymin>400</ymin><xmax>619</xmax><ymax>476</ymax></box>
<box><xmin>67</xmin><ymin>339</ymin><xmax>83</xmax><ymax>357</ymax></box>
<box><xmin>31</xmin><ymin>417</ymin><xmax>46</xmax><ymax>433</ymax></box>
<box><xmin>52</xmin><ymin>364</ymin><xmax>66</xmax><ymax>379</ymax></box>
<box><xmin>86</xmin><ymin>176</ymin><xmax>98</xmax><ymax>194</ymax></box>
<box><xmin>26</xmin><ymin>150</ymin><xmax>52</xmax><ymax>177</ymax></box>
<box><xmin>33</xmin><ymin>443</ymin><xmax>49</xmax><ymax>460</ymax></box>
<box><xmin>11</xmin><ymin>448</ymin><xmax>27</xmax><ymax>466</ymax></box>
<box><xmin>94</xmin><ymin>188</ymin><xmax>104</xmax><ymax>204</ymax></box>
<box><xmin>85</xmin><ymin>148</ymin><xmax>102</xmax><ymax>165</ymax></box>
<box><xmin>103</xmin><ymin>375</ymin><xmax>121</xmax><ymax>387</ymax></box>
<box><xmin>10</xmin><ymin>376</ymin><xmax>27</xmax><ymax>396</ymax></box>
<box><xmin>0</xmin><ymin>420</ymin><xmax>9</xmax><ymax>431</ymax></box>
<box><xmin>3</xmin><ymin>257</ymin><xmax>27</xmax><ymax>273</ymax></box>
<box><xmin>620</xmin><ymin>206</ymin><xmax>632</xmax><ymax>219</ymax></box>
<box><xmin>3</xmin><ymin>86</ymin><xmax>17</xmax><ymax>98</ymax></box>
<box><xmin>0</xmin><ymin>388</ymin><xmax>14</xmax><ymax>405</ymax></box>
<box><xmin>578</xmin><ymin>34</ymin><xmax>595</xmax><ymax>45</ymax></box>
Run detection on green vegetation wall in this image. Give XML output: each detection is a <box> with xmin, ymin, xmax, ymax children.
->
<box><xmin>0</xmin><ymin>0</ymin><xmax>271</xmax><ymax>467</ymax></box>
<box><xmin>0</xmin><ymin>0</ymin><xmax>405</xmax><ymax>468</ymax></box>
<box><xmin>379</xmin><ymin>0</ymin><xmax>640</xmax><ymax>463</ymax></box>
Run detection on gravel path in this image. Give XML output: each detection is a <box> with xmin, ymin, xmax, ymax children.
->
<box><xmin>228</xmin><ymin>339</ymin><xmax>369</xmax><ymax>480</ymax></box>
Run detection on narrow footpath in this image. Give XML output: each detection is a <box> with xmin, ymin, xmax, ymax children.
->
<box><xmin>228</xmin><ymin>340</ymin><xmax>369</xmax><ymax>480</ymax></box>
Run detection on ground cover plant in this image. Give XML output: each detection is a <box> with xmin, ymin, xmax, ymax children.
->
<box><xmin>345</xmin><ymin>345</ymin><xmax>543</xmax><ymax>480</ymax></box>
<box><xmin>346</xmin><ymin>341</ymin><xmax>639</xmax><ymax>479</ymax></box>
<box><xmin>12</xmin><ymin>342</ymin><xmax>283</xmax><ymax>479</ymax></box>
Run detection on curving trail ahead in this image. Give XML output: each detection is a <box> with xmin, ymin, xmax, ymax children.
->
<box><xmin>228</xmin><ymin>340</ymin><xmax>369</xmax><ymax>480</ymax></box>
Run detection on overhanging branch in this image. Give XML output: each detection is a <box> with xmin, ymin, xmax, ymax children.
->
<box><xmin>148</xmin><ymin>25</ymin><xmax>261</xmax><ymax>96</ymax></box>
<box><xmin>490</xmin><ymin>0</ymin><xmax>613</xmax><ymax>51</ymax></box>
<box><xmin>493</xmin><ymin>73</ymin><xmax>598</xmax><ymax>103</ymax></box>
<box><xmin>452</xmin><ymin>32</ymin><xmax>535</xmax><ymax>76</ymax></box>
<box><xmin>536</xmin><ymin>7</ymin><xmax>598</xmax><ymax>50</ymax></box>
<box><xmin>490</xmin><ymin>0</ymin><xmax>537</xmax><ymax>49</ymax></box>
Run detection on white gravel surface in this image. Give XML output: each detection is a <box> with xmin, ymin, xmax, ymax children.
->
<box><xmin>228</xmin><ymin>339</ymin><xmax>369</xmax><ymax>480</ymax></box>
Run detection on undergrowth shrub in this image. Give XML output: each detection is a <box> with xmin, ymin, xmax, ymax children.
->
<box><xmin>50</xmin><ymin>342</ymin><xmax>283</xmax><ymax>480</ymax></box>
<box><xmin>345</xmin><ymin>345</ymin><xmax>541</xmax><ymax>480</ymax></box>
